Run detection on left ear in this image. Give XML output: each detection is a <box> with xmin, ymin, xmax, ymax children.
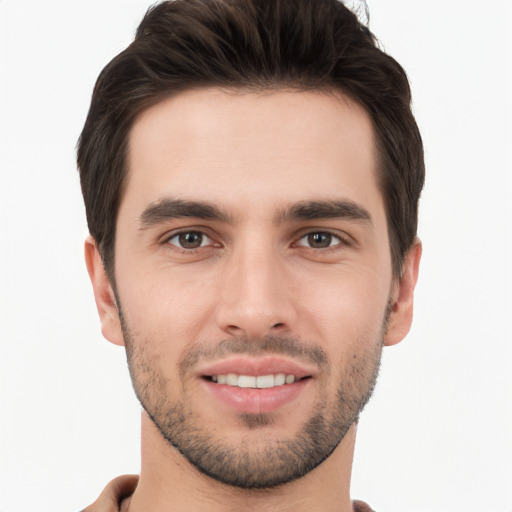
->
<box><xmin>384</xmin><ymin>238</ymin><xmax>422</xmax><ymax>346</ymax></box>
<box><xmin>84</xmin><ymin>236</ymin><xmax>125</xmax><ymax>347</ymax></box>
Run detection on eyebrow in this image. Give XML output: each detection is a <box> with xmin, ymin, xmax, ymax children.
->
<box><xmin>275</xmin><ymin>200</ymin><xmax>372</xmax><ymax>225</ymax></box>
<box><xmin>138</xmin><ymin>197</ymin><xmax>372</xmax><ymax>229</ymax></box>
<box><xmin>139</xmin><ymin>199</ymin><xmax>233</xmax><ymax>229</ymax></box>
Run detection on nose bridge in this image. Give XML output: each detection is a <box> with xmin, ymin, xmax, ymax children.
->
<box><xmin>216</xmin><ymin>233</ymin><xmax>295</xmax><ymax>337</ymax></box>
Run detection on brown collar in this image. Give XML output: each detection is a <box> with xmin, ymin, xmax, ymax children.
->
<box><xmin>81</xmin><ymin>475</ymin><xmax>138</xmax><ymax>512</ymax></box>
<box><xmin>82</xmin><ymin>474</ymin><xmax>374</xmax><ymax>512</ymax></box>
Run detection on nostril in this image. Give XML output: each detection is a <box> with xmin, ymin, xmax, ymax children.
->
<box><xmin>222</xmin><ymin>322</ymin><xmax>287</xmax><ymax>337</ymax></box>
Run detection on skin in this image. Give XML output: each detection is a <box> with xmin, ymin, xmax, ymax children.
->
<box><xmin>85</xmin><ymin>89</ymin><xmax>421</xmax><ymax>512</ymax></box>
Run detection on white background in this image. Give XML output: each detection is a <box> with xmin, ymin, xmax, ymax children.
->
<box><xmin>0</xmin><ymin>1</ymin><xmax>511</xmax><ymax>511</ymax></box>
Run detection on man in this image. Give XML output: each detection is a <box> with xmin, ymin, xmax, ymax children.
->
<box><xmin>78</xmin><ymin>0</ymin><xmax>424</xmax><ymax>510</ymax></box>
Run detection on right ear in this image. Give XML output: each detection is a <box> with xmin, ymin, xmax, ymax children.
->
<box><xmin>84</xmin><ymin>236</ymin><xmax>125</xmax><ymax>346</ymax></box>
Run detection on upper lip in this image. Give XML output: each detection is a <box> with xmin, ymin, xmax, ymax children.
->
<box><xmin>195</xmin><ymin>356</ymin><xmax>317</xmax><ymax>380</ymax></box>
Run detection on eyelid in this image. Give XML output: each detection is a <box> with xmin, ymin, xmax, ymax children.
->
<box><xmin>160</xmin><ymin>227</ymin><xmax>221</xmax><ymax>248</ymax></box>
<box><xmin>293</xmin><ymin>229</ymin><xmax>352</xmax><ymax>248</ymax></box>
<box><xmin>296</xmin><ymin>232</ymin><xmax>341</xmax><ymax>248</ymax></box>
<box><xmin>169</xmin><ymin>231</ymin><xmax>212</xmax><ymax>247</ymax></box>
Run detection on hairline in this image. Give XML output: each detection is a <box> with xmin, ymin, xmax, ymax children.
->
<box><xmin>101</xmin><ymin>84</ymin><xmax>402</xmax><ymax>284</ymax></box>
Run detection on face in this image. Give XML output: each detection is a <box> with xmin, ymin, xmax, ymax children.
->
<box><xmin>87</xmin><ymin>88</ymin><xmax>419</xmax><ymax>488</ymax></box>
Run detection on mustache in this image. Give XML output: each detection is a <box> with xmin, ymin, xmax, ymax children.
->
<box><xmin>179</xmin><ymin>336</ymin><xmax>329</xmax><ymax>377</ymax></box>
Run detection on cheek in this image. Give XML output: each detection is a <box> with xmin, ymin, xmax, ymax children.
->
<box><xmin>117</xmin><ymin>265</ymin><xmax>218</xmax><ymax>349</ymax></box>
<box><xmin>294</xmin><ymin>264</ymin><xmax>391</xmax><ymax>340</ymax></box>
<box><xmin>302</xmin><ymin>274</ymin><xmax>387</xmax><ymax>396</ymax></box>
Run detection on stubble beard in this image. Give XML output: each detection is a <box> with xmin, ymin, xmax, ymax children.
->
<box><xmin>119</xmin><ymin>309</ymin><xmax>386</xmax><ymax>489</ymax></box>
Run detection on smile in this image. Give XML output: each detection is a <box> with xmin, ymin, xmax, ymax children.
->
<box><xmin>210</xmin><ymin>373</ymin><xmax>299</xmax><ymax>388</ymax></box>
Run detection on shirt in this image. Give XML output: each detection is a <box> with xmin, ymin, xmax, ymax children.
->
<box><xmin>82</xmin><ymin>475</ymin><xmax>375</xmax><ymax>512</ymax></box>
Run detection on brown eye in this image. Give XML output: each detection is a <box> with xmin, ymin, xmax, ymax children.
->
<box><xmin>168</xmin><ymin>231</ymin><xmax>210</xmax><ymax>249</ymax></box>
<box><xmin>297</xmin><ymin>232</ymin><xmax>341</xmax><ymax>249</ymax></box>
<box><xmin>308</xmin><ymin>232</ymin><xmax>332</xmax><ymax>248</ymax></box>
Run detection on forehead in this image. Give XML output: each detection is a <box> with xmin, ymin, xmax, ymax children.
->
<box><xmin>123</xmin><ymin>88</ymin><xmax>383</xmax><ymax>221</ymax></box>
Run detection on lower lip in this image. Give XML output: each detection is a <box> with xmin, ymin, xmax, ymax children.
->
<box><xmin>201</xmin><ymin>378</ymin><xmax>310</xmax><ymax>414</ymax></box>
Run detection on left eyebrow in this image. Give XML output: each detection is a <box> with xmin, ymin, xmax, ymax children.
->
<box><xmin>138</xmin><ymin>198</ymin><xmax>234</xmax><ymax>229</ymax></box>
<box><xmin>275</xmin><ymin>200</ymin><xmax>373</xmax><ymax>225</ymax></box>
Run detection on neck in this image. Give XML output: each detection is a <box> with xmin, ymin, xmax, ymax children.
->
<box><xmin>126</xmin><ymin>412</ymin><xmax>356</xmax><ymax>512</ymax></box>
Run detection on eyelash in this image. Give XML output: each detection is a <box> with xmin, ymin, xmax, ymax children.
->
<box><xmin>294</xmin><ymin>231</ymin><xmax>347</xmax><ymax>250</ymax></box>
<box><xmin>164</xmin><ymin>230</ymin><xmax>217</xmax><ymax>252</ymax></box>
<box><xmin>162</xmin><ymin>229</ymin><xmax>350</xmax><ymax>253</ymax></box>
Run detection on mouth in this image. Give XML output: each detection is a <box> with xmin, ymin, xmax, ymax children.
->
<box><xmin>205</xmin><ymin>373</ymin><xmax>310</xmax><ymax>388</ymax></box>
<box><xmin>197</xmin><ymin>357</ymin><xmax>315</xmax><ymax>414</ymax></box>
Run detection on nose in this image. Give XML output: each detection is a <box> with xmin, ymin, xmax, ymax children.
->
<box><xmin>214</xmin><ymin>241</ymin><xmax>297</xmax><ymax>339</ymax></box>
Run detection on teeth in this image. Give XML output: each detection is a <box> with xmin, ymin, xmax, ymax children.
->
<box><xmin>238</xmin><ymin>375</ymin><xmax>256</xmax><ymax>388</ymax></box>
<box><xmin>211</xmin><ymin>373</ymin><xmax>297</xmax><ymax>388</ymax></box>
<box><xmin>274</xmin><ymin>373</ymin><xmax>286</xmax><ymax>386</ymax></box>
<box><xmin>226</xmin><ymin>373</ymin><xmax>238</xmax><ymax>386</ymax></box>
<box><xmin>256</xmin><ymin>374</ymin><xmax>274</xmax><ymax>388</ymax></box>
<box><xmin>285</xmin><ymin>374</ymin><xmax>295</xmax><ymax>384</ymax></box>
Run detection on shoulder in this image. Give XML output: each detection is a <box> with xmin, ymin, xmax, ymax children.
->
<box><xmin>81</xmin><ymin>475</ymin><xmax>139</xmax><ymax>512</ymax></box>
<box><xmin>352</xmin><ymin>499</ymin><xmax>376</xmax><ymax>512</ymax></box>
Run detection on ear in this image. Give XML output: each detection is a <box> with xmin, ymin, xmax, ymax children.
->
<box><xmin>84</xmin><ymin>236</ymin><xmax>125</xmax><ymax>347</ymax></box>
<box><xmin>384</xmin><ymin>238</ymin><xmax>422</xmax><ymax>346</ymax></box>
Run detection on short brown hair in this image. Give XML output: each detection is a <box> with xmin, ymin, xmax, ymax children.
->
<box><xmin>77</xmin><ymin>0</ymin><xmax>424</xmax><ymax>278</ymax></box>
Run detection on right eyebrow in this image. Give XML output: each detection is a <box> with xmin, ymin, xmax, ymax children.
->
<box><xmin>275</xmin><ymin>199</ymin><xmax>373</xmax><ymax>225</ymax></box>
<box><xmin>138</xmin><ymin>198</ymin><xmax>233</xmax><ymax>230</ymax></box>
